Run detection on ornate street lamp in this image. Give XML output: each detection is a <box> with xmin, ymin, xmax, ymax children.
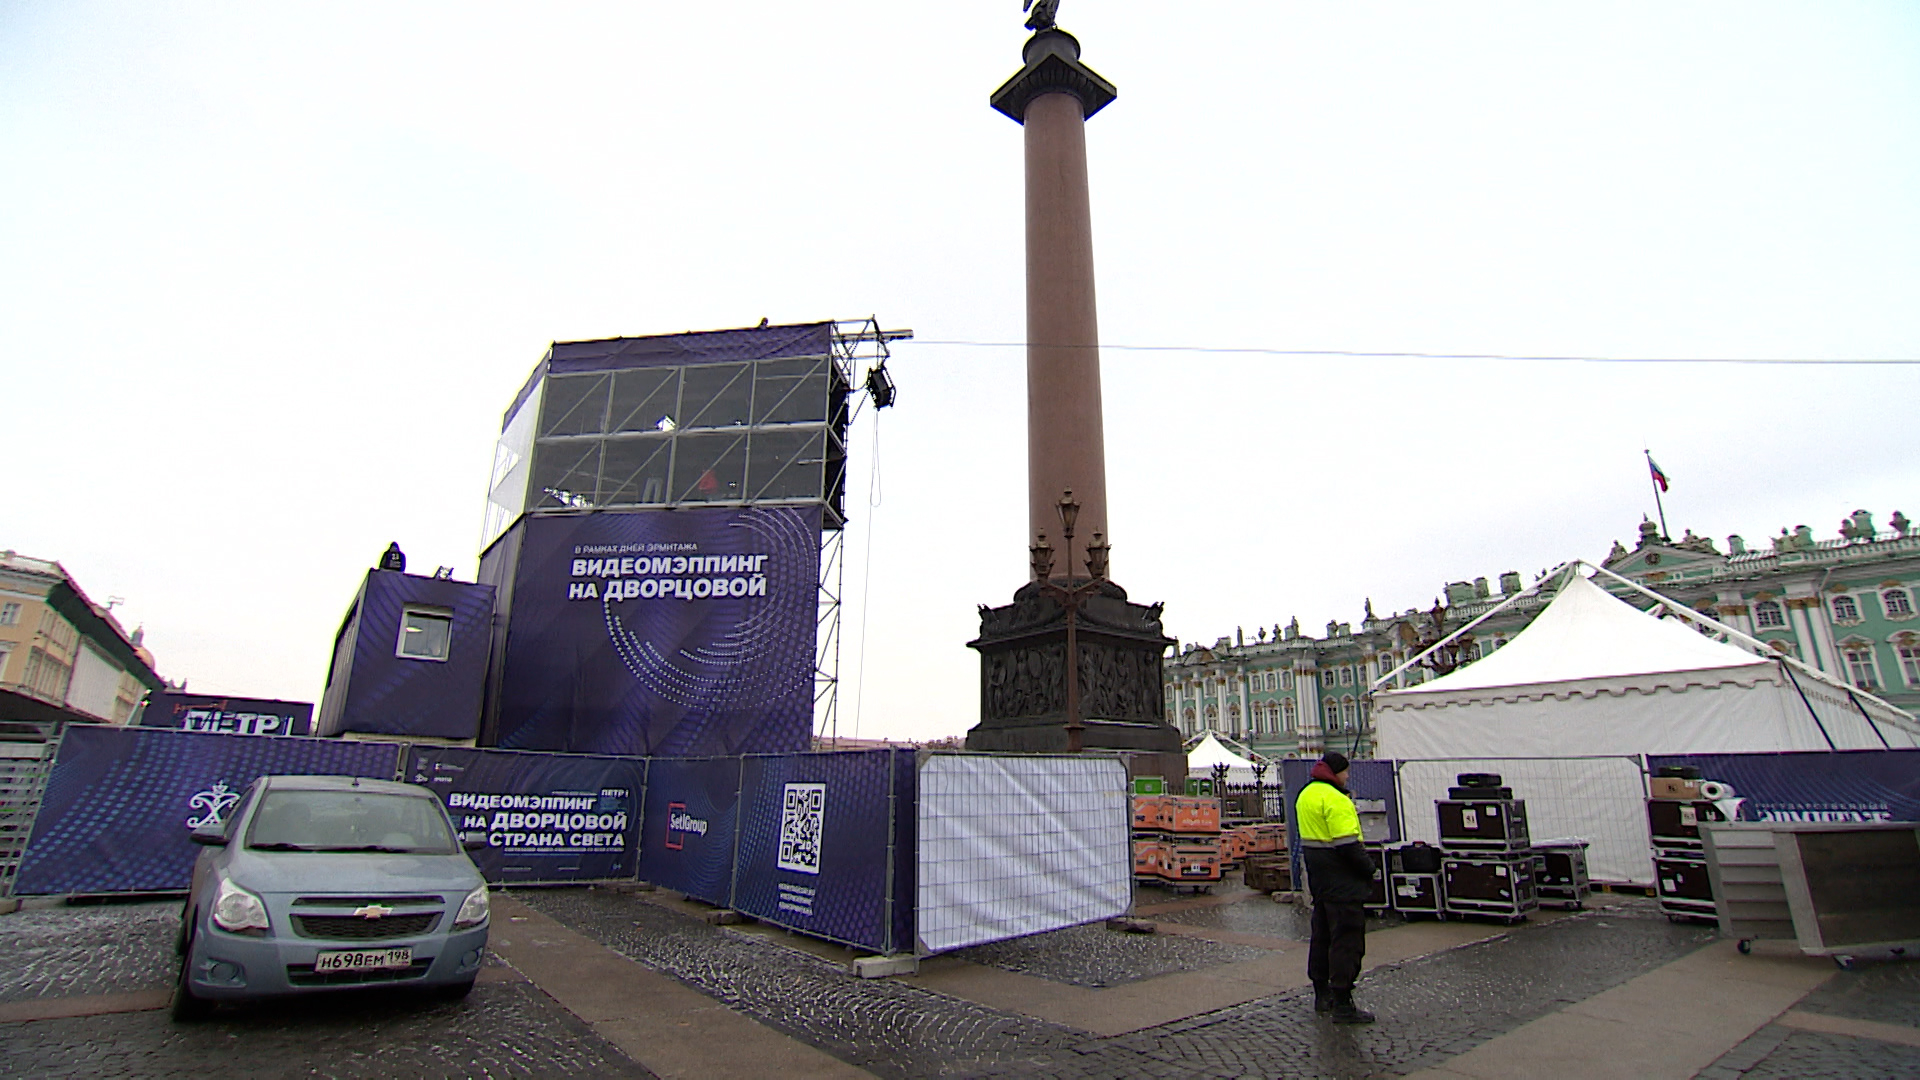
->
<box><xmin>1028</xmin><ymin>489</ymin><xmax>1113</xmax><ymax>753</ymax></box>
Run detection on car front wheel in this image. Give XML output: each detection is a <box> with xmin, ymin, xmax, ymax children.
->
<box><xmin>170</xmin><ymin>922</ymin><xmax>212</xmax><ymax>1022</ymax></box>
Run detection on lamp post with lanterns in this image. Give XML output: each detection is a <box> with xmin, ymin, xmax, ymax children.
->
<box><xmin>1028</xmin><ymin>489</ymin><xmax>1111</xmax><ymax>753</ymax></box>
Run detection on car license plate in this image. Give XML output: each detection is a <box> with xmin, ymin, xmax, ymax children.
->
<box><xmin>314</xmin><ymin>947</ymin><xmax>412</xmax><ymax>973</ymax></box>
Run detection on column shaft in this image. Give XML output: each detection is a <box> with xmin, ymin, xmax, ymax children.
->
<box><xmin>1024</xmin><ymin>91</ymin><xmax>1108</xmax><ymax>569</ymax></box>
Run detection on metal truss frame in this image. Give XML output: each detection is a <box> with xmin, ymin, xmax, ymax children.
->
<box><xmin>814</xmin><ymin>318</ymin><xmax>913</xmax><ymax>743</ymax></box>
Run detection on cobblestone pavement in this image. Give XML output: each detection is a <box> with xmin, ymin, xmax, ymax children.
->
<box><xmin>1144</xmin><ymin>891</ymin><xmax>1396</xmax><ymax>940</ymax></box>
<box><xmin>949</xmin><ymin>921</ymin><xmax>1271</xmax><ymax>986</ymax></box>
<box><xmin>1713</xmin><ymin>1027</ymin><xmax>1920</xmax><ymax>1080</ymax></box>
<box><xmin>0</xmin><ymin>900</ymin><xmax>654</xmax><ymax>1080</ymax></box>
<box><xmin>519</xmin><ymin>887</ymin><xmax>1718</xmax><ymax>1079</ymax></box>
<box><xmin>1698</xmin><ymin>955</ymin><xmax>1920</xmax><ymax>1079</ymax></box>
<box><xmin>8</xmin><ymin>890</ymin><xmax>1913</xmax><ymax>1079</ymax></box>
<box><xmin>0</xmin><ymin>899</ymin><xmax>182</xmax><ymax>1002</ymax></box>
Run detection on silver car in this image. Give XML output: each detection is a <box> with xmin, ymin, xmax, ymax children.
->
<box><xmin>173</xmin><ymin>774</ymin><xmax>491</xmax><ymax>1020</ymax></box>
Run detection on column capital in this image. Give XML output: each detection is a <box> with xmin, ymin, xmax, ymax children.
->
<box><xmin>991</xmin><ymin>29</ymin><xmax>1117</xmax><ymax>123</ymax></box>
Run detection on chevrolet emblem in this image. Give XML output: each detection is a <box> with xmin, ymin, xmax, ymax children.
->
<box><xmin>352</xmin><ymin>904</ymin><xmax>394</xmax><ymax>920</ymax></box>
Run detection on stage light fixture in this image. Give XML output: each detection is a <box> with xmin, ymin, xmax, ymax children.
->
<box><xmin>865</xmin><ymin>362</ymin><xmax>896</xmax><ymax>408</ymax></box>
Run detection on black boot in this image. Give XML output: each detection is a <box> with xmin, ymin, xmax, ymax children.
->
<box><xmin>1313</xmin><ymin>982</ymin><xmax>1331</xmax><ymax>1013</ymax></box>
<box><xmin>1330</xmin><ymin>989</ymin><xmax>1375</xmax><ymax>1025</ymax></box>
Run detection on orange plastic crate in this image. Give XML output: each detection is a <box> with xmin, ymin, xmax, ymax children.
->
<box><xmin>1165</xmin><ymin>843</ymin><xmax>1223</xmax><ymax>882</ymax></box>
<box><xmin>1165</xmin><ymin>796</ymin><xmax>1222</xmax><ymax>834</ymax></box>
<box><xmin>1132</xmin><ymin>838</ymin><xmax>1170</xmax><ymax>877</ymax></box>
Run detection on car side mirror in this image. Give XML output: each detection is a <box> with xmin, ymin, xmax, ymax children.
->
<box><xmin>190</xmin><ymin>823</ymin><xmax>229</xmax><ymax>846</ymax></box>
<box><xmin>462</xmin><ymin>836</ymin><xmax>489</xmax><ymax>852</ymax></box>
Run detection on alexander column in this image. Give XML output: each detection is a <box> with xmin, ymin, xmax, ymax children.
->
<box><xmin>967</xmin><ymin>1</ymin><xmax>1185</xmax><ymax>784</ymax></box>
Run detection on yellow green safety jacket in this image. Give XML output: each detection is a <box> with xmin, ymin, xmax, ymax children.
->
<box><xmin>1295</xmin><ymin>778</ymin><xmax>1375</xmax><ymax>901</ymax></box>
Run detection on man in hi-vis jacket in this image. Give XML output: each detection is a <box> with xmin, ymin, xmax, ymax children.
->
<box><xmin>1295</xmin><ymin>750</ymin><xmax>1377</xmax><ymax>1024</ymax></box>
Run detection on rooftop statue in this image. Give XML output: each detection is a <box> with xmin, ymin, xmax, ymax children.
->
<box><xmin>1023</xmin><ymin>0</ymin><xmax>1060</xmax><ymax>31</ymax></box>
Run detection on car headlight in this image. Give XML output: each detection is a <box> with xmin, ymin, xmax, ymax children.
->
<box><xmin>211</xmin><ymin>877</ymin><xmax>270</xmax><ymax>934</ymax></box>
<box><xmin>453</xmin><ymin>885</ymin><xmax>489</xmax><ymax>929</ymax></box>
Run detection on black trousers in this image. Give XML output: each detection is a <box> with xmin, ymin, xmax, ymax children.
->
<box><xmin>1308</xmin><ymin>898</ymin><xmax>1368</xmax><ymax>992</ymax></box>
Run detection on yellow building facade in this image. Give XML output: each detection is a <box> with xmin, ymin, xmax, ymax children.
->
<box><xmin>0</xmin><ymin>551</ymin><xmax>159</xmax><ymax>725</ymax></box>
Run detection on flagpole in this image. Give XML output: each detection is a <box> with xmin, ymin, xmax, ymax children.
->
<box><xmin>1644</xmin><ymin>449</ymin><xmax>1669</xmax><ymax>539</ymax></box>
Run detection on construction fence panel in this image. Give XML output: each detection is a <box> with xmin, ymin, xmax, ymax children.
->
<box><xmin>13</xmin><ymin>725</ymin><xmax>405</xmax><ymax>896</ymax></box>
<box><xmin>0</xmin><ymin>736</ymin><xmax>57</xmax><ymax>898</ymax></box>
<box><xmin>1395</xmin><ymin>756</ymin><xmax>1652</xmax><ymax>886</ymax></box>
<box><xmin>406</xmin><ymin>745</ymin><xmax>647</xmax><ymax>886</ymax></box>
<box><xmin>731</xmin><ymin>749</ymin><xmax>915</xmax><ymax>954</ymax></box>
<box><xmin>914</xmin><ymin>753</ymin><xmax>1131</xmax><ymax>955</ymax></box>
<box><xmin>637</xmin><ymin>755</ymin><xmax>742</xmax><ymax>907</ymax></box>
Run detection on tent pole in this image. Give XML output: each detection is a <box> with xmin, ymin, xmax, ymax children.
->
<box><xmin>1844</xmin><ymin>686</ymin><xmax>1893</xmax><ymax>749</ymax></box>
<box><xmin>1782</xmin><ymin>664</ymin><xmax>1839</xmax><ymax>751</ymax></box>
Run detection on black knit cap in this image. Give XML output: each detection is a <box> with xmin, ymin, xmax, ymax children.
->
<box><xmin>1321</xmin><ymin>750</ymin><xmax>1350</xmax><ymax>773</ymax></box>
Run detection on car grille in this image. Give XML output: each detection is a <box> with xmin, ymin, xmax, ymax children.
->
<box><xmin>286</xmin><ymin>960</ymin><xmax>434</xmax><ymax>986</ymax></box>
<box><xmin>292</xmin><ymin>895</ymin><xmax>444</xmax><ymax>908</ymax></box>
<box><xmin>292</xmin><ymin>913</ymin><xmax>441</xmax><ymax>941</ymax></box>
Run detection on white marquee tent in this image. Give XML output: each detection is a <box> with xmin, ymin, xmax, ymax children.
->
<box><xmin>1185</xmin><ymin>732</ymin><xmax>1262</xmax><ymax>783</ymax></box>
<box><xmin>1374</xmin><ymin>573</ymin><xmax>1920</xmax><ymax>760</ymax></box>
<box><xmin>1371</xmin><ymin>571</ymin><xmax>1919</xmax><ymax>885</ymax></box>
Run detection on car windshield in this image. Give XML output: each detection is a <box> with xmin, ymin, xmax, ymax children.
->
<box><xmin>245</xmin><ymin>789</ymin><xmax>458</xmax><ymax>855</ymax></box>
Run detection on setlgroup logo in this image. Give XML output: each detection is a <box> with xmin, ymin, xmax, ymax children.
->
<box><xmin>665</xmin><ymin>801</ymin><xmax>710</xmax><ymax>851</ymax></box>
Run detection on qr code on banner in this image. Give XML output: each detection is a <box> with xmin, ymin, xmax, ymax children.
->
<box><xmin>776</xmin><ymin>783</ymin><xmax>826</xmax><ymax>875</ymax></box>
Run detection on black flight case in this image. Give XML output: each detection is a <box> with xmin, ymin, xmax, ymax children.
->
<box><xmin>1532</xmin><ymin>841</ymin><xmax>1590</xmax><ymax>910</ymax></box>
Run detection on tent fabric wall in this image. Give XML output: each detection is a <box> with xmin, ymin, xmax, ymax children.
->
<box><xmin>1375</xmin><ymin>668</ymin><xmax>1898</xmax><ymax>760</ymax></box>
<box><xmin>915</xmin><ymin>753</ymin><xmax>1130</xmax><ymax>955</ymax></box>
<box><xmin>1374</xmin><ymin>574</ymin><xmax>1919</xmax><ymax>760</ymax></box>
<box><xmin>1395</xmin><ymin>756</ymin><xmax>1652</xmax><ymax>886</ymax></box>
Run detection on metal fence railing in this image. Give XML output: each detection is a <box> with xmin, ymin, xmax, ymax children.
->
<box><xmin>0</xmin><ymin>724</ymin><xmax>61</xmax><ymax>899</ymax></box>
<box><xmin>1395</xmin><ymin>756</ymin><xmax>1650</xmax><ymax>886</ymax></box>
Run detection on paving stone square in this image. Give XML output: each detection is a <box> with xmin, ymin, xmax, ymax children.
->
<box><xmin>949</xmin><ymin>920</ymin><xmax>1272</xmax><ymax>987</ymax></box>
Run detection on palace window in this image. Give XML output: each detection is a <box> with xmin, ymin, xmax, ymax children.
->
<box><xmin>1884</xmin><ymin>589</ymin><xmax>1914</xmax><ymax>618</ymax></box>
<box><xmin>1842</xmin><ymin>645</ymin><xmax>1879</xmax><ymax>690</ymax></box>
<box><xmin>0</xmin><ymin>602</ymin><xmax>18</xmax><ymax>626</ymax></box>
<box><xmin>1899</xmin><ymin>644</ymin><xmax>1920</xmax><ymax>688</ymax></box>
<box><xmin>1280</xmin><ymin>669</ymin><xmax>1294</xmax><ymax>690</ymax></box>
<box><xmin>1832</xmin><ymin>595</ymin><xmax>1860</xmax><ymax>623</ymax></box>
<box><xmin>1338</xmin><ymin>666</ymin><xmax>1353</xmax><ymax>686</ymax></box>
<box><xmin>1754</xmin><ymin>601</ymin><xmax>1785</xmax><ymax>628</ymax></box>
<box><xmin>1281</xmin><ymin>700</ymin><xmax>1297</xmax><ymax>733</ymax></box>
<box><xmin>1341</xmin><ymin>699</ymin><xmax>1358</xmax><ymax>731</ymax></box>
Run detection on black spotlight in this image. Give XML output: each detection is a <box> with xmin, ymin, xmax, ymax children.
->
<box><xmin>865</xmin><ymin>361</ymin><xmax>897</xmax><ymax>409</ymax></box>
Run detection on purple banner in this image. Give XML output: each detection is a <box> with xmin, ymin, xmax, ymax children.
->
<box><xmin>1648</xmin><ymin>749</ymin><xmax>1920</xmax><ymax>823</ymax></box>
<box><xmin>405</xmin><ymin>746</ymin><xmax>644</xmax><ymax>885</ymax></box>
<box><xmin>491</xmin><ymin>506</ymin><xmax>820</xmax><ymax>757</ymax></box>
<box><xmin>138</xmin><ymin>692</ymin><xmax>314</xmax><ymax>737</ymax></box>
<box><xmin>14</xmin><ymin>726</ymin><xmax>401</xmax><ymax>895</ymax></box>
<box><xmin>731</xmin><ymin>751</ymin><xmax>915</xmax><ymax>952</ymax></box>
<box><xmin>637</xmin><ymin>756</ymin><xmax>743</xmax><ymax>905</ymax></box>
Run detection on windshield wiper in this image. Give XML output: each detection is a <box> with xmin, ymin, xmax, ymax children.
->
<box><xmin>310</xmin><ymin>845</ymin><xmax>425</xmax><ymax>854</ymax></box>
<box><xmin>248</xmin><ymin>842</ymin><xmax>320</xmax><ymax>851</ymax></box>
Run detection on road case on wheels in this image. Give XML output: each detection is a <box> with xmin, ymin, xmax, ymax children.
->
<box><xmin>1533</xmin><ymin>841</ymin><xmax>1590</xmax><ymax>910</ymax></box>
<box><xmin>1442</xmin><ymin>855</ymin><xmax>1538</xmax><ymax>921</ymax></box>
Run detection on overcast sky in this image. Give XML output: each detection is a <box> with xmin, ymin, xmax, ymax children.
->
<box><xmin>4</xmin><ymin>2</ymin><xmax>1916</xmax><ymax>743</ymax></box>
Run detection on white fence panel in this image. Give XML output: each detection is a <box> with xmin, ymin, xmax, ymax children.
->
<box><xmin>1397</xmin><ymin>756</ymin><xmax>1652</xmax><ymax>886</ymax></box>
<box><xmin>915</xmin><ymin>754</ymin><xmax>1131</xmax><ymax>954</ymax></box>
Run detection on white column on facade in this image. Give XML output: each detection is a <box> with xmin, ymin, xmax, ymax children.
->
<box><xmin>1786</xmin><ymin>586</ymin><xmax>1837</xmax><ymax>675</ymax></box>
<box><xmin>1214</xmin><ymin>672</ymin><xmax>1227</xmax><ymax>733</ymax></box>
<box><xmin>1237</xmin><ymin>668</ymin><xmax>1251</xmax><ymax>739</ymax></box>
<box><xmin>1716</xmin><ymin>591</ymin><xmax>1755</xmax><ymax>643</ymax></box>
<box><xmin>1299</xmin><ymin>666</ymin><xmax>1320</xmax><ymax>748</ymax></box>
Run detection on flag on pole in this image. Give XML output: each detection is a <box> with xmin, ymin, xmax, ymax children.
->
<box><xmin>1648</xmin><ymin>456</ymin><xmax>1671</xmax><ymax>493</ymax></box>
